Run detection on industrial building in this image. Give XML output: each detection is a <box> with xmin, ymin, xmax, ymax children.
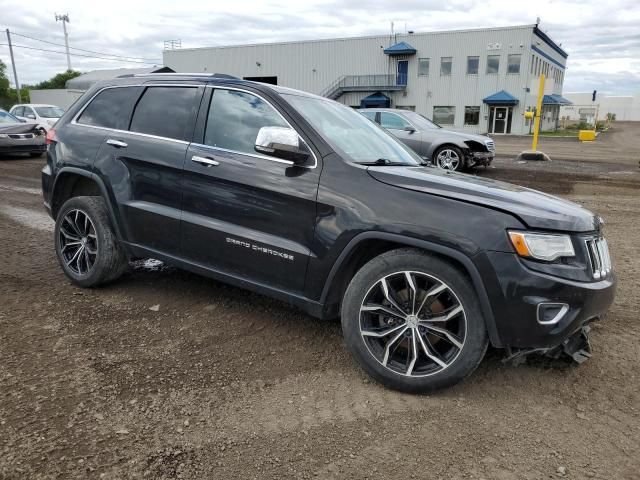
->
<box><xmin>561</xmin><ymin>92</ymin><xmax>640</xmax><ymax>123</ymax></box>
<box><xmin>163</xmin><ymin>24</ymin><xmax>571</xmax><ymax>135</ymax></box>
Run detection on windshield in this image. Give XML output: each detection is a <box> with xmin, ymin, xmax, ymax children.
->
<box><xmin>404</xmin><ymin>111</ymin><xmax>441</xmax><ymax>129</ymax></box>
<box><xmin>282</xmin><ymin>94</ymin><xmax>422</xmax><ymax>165</ymax></box>
<box><xmin>35</xmin><ymin>106</ymin><xmax>65</xmax><ymax>118</ymax></box>
<box><xmin>0</xmin><ymin>110</ymin><xmax>20</xmax><ymax>124</ymax></box>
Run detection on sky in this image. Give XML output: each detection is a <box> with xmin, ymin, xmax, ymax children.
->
<box><xmin>1</xmin><ymin>0</ymin><xmax>639</xmax><ymax>95</ymax></box>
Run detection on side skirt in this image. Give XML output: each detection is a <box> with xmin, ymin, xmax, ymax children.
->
<box><xmin>123</xmin><ymin>242</ymin><xmax>325</xmax><ymax>319</ymax></box>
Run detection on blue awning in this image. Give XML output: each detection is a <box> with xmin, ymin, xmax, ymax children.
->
<box><xmin>483</xmin><ymin>90</ymin><xmax>519</xmax><ymax>106</ymax></box>
<box><xmin>383</xmin><ymin>41</ymin><xmax>417</xmax><ymax>55</ymax></box>
<box><xmin>543</xmin><ymin>94</ymin><xmax>573</xmax><ymax>105</ymax></box>
<box><xmin>360</xmin><ymin>92</ymin><xmax>391</xmax><ymax>108</ymax></box>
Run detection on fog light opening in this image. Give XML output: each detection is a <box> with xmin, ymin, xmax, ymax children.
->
<box><xmin>537</xmin><ymin>303</ymin><xmax>569</xmax><ymax>325</ymax></box>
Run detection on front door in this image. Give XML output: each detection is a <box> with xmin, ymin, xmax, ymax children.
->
<box><xmin>379</xmin><ymin>111</ymin><xmax>422</xmax><ymax>154</ymax></box>
<box><xmin>181</xmin><ymin>87</ymin><xmax>321</xmax><ymax>293</ymax></box>
<box><xmin>397</xmin><ymin>61</ymin><xmax>408</xmax><ymax>86</ymax></box>
<box><xmin>490</xmin><ymin>106</ymin><xmax>511</xmax><ymax>134</ymax></box>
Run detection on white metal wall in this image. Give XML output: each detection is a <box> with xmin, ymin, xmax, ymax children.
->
<box><xmin>28</xmin><ymin>89</ymin><xmax>83</xmax><ymax>110</ymax></box>
<box><xmin>164</xmin><ymin>25</ymin><xmax>568</xmax><ymax>135</ymax></box>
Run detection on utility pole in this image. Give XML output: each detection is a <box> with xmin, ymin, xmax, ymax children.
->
<box><xmin>5</xmin><ymin>29</ymin><xmax>21</xmax><ymax>103</ymax></box>
<box><xmin>55</xmin><ymin>13</ymin><xmax>72</xmax><ymax>71</ymax></box>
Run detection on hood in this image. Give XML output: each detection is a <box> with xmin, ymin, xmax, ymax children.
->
<box><xmin>0</xmin><ymin>123</ymin><xmax>41</xmax><ymax>134</ymax></box>
<box><xmin>368</xmin><ymin>166</ymin><xmax>599</xmax><ymax>232</ymax></box>
<box><xmin>436</xmin><ymin>128</ymin><xmax>490</xmax><ymax>144</ymax></box>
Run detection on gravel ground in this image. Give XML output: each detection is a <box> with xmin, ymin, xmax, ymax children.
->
<box><xmin>1</xmin><ymin>123</ymin><xmax>639</xmax><ymax>479</ymax></box>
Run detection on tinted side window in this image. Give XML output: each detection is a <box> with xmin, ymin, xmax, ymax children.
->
<box><xmin>204</xmin><ymin>89</ymin><xmax>288</xmax><ymax>154</ymax></box>
<box><xmin>13</xmin><ymin>107</ymin><xmax>24</xmax><ymax>116</ymax></box>
<box><xmin>77</xmin><ymin>87</ymin><xmax>139</xmax><ymax>130</ymax></box>
<box><xmin>380</xmin><ymin>112</ymin><xmax>410</xmax><ymax>130</ymax></box>
<box><xmin>360</xmin><ymin>110</ymin><xmax>377</xmax><ymax>122</ymax></box>
<box><xmin>130</xmin><ymin>87</ymin><xmax>199</xmax><ymax>141</ymax></box>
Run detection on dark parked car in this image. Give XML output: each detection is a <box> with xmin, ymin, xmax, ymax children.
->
<box><xmin>42</xmin><ymin>74</ymin><xmax>615</xmax><ymax>393</ymax></box>
<box><xmin>0</xmin><ymin>109</ymin><xmax>46</xmax><ymax>157</ymax></box>
<box><xmin>359</xmin><ymin>108</ymin><xmax>494</xmax><ymax>171</ymax></box>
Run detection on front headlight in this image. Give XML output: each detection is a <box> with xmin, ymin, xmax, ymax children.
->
<box><xmin>0</xmin><ymin>134</ymin><xmax>7</xmax><ymax>138</ymax></box>
<box><xmin>508</xmin><ymin>231</ymin><xmax>575</xmax><ymax>261</ymax></box>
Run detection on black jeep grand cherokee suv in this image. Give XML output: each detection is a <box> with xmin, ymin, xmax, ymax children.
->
<box><xmin>42</xmin><ymin>74</ymin><xmax>616</xmax><ymax>393</ymax></box>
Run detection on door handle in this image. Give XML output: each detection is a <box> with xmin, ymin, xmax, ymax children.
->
<box><xmin>106</xmin><ymin>139</ymin><xmax>128</xmax><ymax>148</ymax></box>
<box><xmin>192</xmin><ymin>155</ymin><xmax>220</xmax><ymax>167</ymax></box>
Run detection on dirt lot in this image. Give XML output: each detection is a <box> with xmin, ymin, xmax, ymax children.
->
<box><xmin>1</xmin><ymin>123</ymin><xmax>639</xmax><ymax>480</ymax></box>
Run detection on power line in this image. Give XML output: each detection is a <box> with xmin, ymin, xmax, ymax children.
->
<box><xmin>0</xmin><ymin>43</ymin><xmax>160</xmax><ymax>64</ymax></box>
<box><xmin>10</xmin><ymin>31</ymin><xmax>162</xmax><ymax>62</ymax></box>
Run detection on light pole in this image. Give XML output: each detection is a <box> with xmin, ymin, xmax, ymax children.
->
<box><xmin>55</xmin><ymin>13</ymin><xmax>72</xmax><ymax>71</ymax></box>
<box><xmin>5</xmin><ymin>29</ymin><xmax>21</xmax><ymax>103</ymax></box>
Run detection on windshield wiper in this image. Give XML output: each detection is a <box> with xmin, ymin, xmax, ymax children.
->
<box><xmin>358</xmin><ymin>158</ymin><xmax>411</xmax><ymax>166</ymax></box>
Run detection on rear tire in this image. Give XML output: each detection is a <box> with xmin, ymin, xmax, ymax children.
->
<box><xmin>341</xmin><ymin>249</ymin><xmax>488</xmax><ymax>393</ymax></box>
<box><xmin>54</xmin><ymin>196</ymin><xmax>128</xmax><ymax>287</ymax></box>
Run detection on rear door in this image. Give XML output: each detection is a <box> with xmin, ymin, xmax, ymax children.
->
<box><xmin>92</xmin><ymin>85</ymin><xmax>203</xmax><ymax>257</ymax></box>
<box><xmin>379</xmin><ymin>112</ymin><xmax>423</xmax><ymax>154</ymax></box>
<box><xmin>181</xmin><ymin>86</ymin><xmax>321</xmax><ymax>293</ymax></box>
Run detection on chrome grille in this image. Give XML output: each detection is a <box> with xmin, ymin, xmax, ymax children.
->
<box><xmin>585</xmin><ymin>237</ymin><xmax>612</xmax><ymax>279</ymax></box>
<box><xmin>485</xmin><ymin>140</ymin><xmax>495</xmax><ymax>152</ymax></box>
<box><xmin>8</xmin><ymin>133</ymin><xmax>34</xmax><ymax>139</ymax></box>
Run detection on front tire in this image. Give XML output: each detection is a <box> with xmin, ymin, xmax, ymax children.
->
<box><xmin>341</xmin><ymin>249</ymin><xmax>488</xmax><ymax>393</ymax></box>
<box><xmin>433</xmin><ymin>145</ymin><xmax>465</xmax><ymax>171</ymax></box>
<box><xmin>54</xmin><ymin>196</ymin><xmax>128</xmax><ymax>287</ymax></box>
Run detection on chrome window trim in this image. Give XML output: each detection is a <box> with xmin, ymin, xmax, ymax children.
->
<box><xmin>191</xmin><ymin>143</ymin><xmax>295</xmax><ymax>166</ymax></box>
<box><xmin>203</xmin><ymin>85</ymin><xmax>318</xmax><ymax>169</ymax></box>
<box><xmin>70</xmin><ymin>83</ymin><xmax>318</xmax><ymax>169</ymax></box>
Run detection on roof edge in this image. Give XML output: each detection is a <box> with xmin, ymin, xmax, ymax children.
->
<box><xmin>163</xmin><ymin>24</ymin><xmax>538</xmax><ymax>53</ymax></box>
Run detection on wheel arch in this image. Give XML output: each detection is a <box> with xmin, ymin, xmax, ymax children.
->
<box><xmin>51</xmin><ymin>168</ymin><xmax>123</xmax><ymax>239</ymax></box>
<box><xmin>428</xmin><ymin>141</ymin><xmax>468</xmax><ymax>161</ymax></box>
<box><xmin>319</xmin><ymin>232</ymin><xmax>502</xmax><ymax>347</ymax></box>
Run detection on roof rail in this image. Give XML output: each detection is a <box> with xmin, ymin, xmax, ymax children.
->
<box><xmin>126</xmin><ymin>72</ymin><xmax>239</xmax><ymax>79</ymax></box>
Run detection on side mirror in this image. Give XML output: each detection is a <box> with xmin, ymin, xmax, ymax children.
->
<box><xmin>255</xmin><ymin>126</ymin><xmax>310</xmax><ymax>165</ymax></box>
<box><xmin>404</xmin><ymin>126</ymin><xmax>416</xmax><ymax>133</ymax></box>
<box><xmin>26</xmin><ymin>114</ymin><xmax>36</xmax><ymax>120</ymax></box>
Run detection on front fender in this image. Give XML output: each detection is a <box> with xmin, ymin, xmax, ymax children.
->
<box><xmin>319</xmin><ymin>231</ymin><xmax>502</xmax><ymax>347</ymax></box>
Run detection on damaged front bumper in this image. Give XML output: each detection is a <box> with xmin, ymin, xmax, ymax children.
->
<box><xmin>467</xmin><ymin>151</ymin><xmax>494</xmax><ymax>167</ymax></box>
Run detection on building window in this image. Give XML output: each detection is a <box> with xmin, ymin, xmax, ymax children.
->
<box><xmin>440</xmin><ymin>57</ymin><xmax>452</xmax><ymax>76</ymax></box>
<box><xmin>486</xmin><ymin>55</ymin><xmax>500</xmax><ymax>74</ymax></box>
<box><xmin>507</xmin><ymin>54</ymin><xmax>521</xmax><ymax>74</ymax></box>
<box><xmin>464</xmin><ymin>106</ymin><xmax>480</xmax><ymax>125</ymax></box>
<box><xmin>418</xmin><ymin>58</ymin><xmax>430</xmax><ymax>76</ymax></box>
<box><xmin>467</xmin><ymin>56</ymin><xmax>479</xmax><ymax>75</ymax></box>
<box><xmin>433</xmin><ymin>106</ymin><xmax>455</xmax><ymax>125</ymax></box>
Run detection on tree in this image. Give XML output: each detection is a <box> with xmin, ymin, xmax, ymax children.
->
<box><xmin>34</xmin><ymin>70</ymin><xmax>82</xmax><ymax>90</ymax></box>
<box><xmin>0</xmin><ymin>59</ymin><xmax>10</xmax><ymax>97</ymax></box>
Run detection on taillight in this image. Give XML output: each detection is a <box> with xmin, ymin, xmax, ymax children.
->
<box><xmin>45</xmin><ymin>128</ymin><xmax>57</xmax><ymax>145</ymax></box>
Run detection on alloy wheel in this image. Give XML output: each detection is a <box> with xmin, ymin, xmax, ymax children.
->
<box><xmin>436</xmin><ymin>149</ymin><xmax>461</xmax><ymax>170</ymax></box>
<box><xmin>59</xmin><ymin>209</ymin><xmax>98</xmax><ymax>275</ymax></box>
<box><xmin>359</xmin><ymin>271</ymin><xmax>467</xmax><ymax>377</ymax></box>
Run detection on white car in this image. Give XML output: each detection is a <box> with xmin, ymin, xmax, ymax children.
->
<box><xmin>9</xmin><ymin>104</ymin><xmax>65</xmax><ymax>131</ymax></box>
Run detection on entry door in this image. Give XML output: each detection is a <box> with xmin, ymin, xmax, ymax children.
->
<box><xmin>397</xmin><ymin>61</ymin><xmax>408</xmax><ymax>86</ymax></box>
<box><xmin>492</xmin><ymin>107</ymin><xmax>508</xmax><ymax>134</ymax></box>
<box><xmin>181</xmin><ymin>87</ymin><xmax>321</xmax><ymax>293</ymax></box>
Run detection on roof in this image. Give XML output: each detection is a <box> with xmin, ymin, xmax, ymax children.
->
<box><xmin>65</xmin><ymin>66</ymin><xmax>174</xmax><ymax>90</ymax></box>
<box><xmin>383</xmin><ymin>41</ymin><xmax>417</xmax><ymax>55</ymax></box>
<box><xmin>483</xmin><ymin>90</ymin><xmax>519</xmax><ymax>105</ymax></box>
<box><xmin>543</xmin><ymin>94</ymin><xmax>572</xmax><ymax>105</ymax></box>
<box><xmin>164</xmin><ymin>24</ymin><xmax>539</xmax><ymax>53</ymax></box>
<box><xmin>533</xmin><ymin>26</ymin><xmax>568</xmax><ymax>59</ymax></box>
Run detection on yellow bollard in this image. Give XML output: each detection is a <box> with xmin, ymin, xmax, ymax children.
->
<box><xmin>532</xmin><ymin>74</ymin><xmax>545</xmax><ymax>151</ymax></box>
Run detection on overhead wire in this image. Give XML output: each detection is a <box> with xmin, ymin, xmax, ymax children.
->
<box><xmin>8</xmin><ymin>31</ymin><xmax>162</xmax><ymax>62</ymax></box>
